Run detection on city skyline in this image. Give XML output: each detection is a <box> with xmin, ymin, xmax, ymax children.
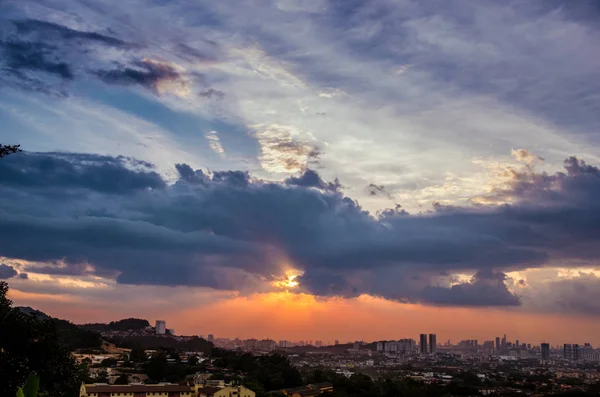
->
<box><xmin>3</xmin><ymin>0</ymin><xmax>600</xmax><ymax>345</ymax></box>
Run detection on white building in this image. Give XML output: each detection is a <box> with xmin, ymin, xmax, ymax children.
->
<box><xmin>155</xmin><ymin>320</ymin><xmax>166</xmax><ymax>335</ymax></box>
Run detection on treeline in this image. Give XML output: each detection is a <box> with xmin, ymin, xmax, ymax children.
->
<box><xmin>209</xmin><ymin>349</ymin><xmax>303</xmax><ymax>396</ymax></box>
<box><xmin>18</xmin><ymin>306</ymin><xmax>104</xmax><ymax>350</ymax></box>
<box><xmin>82</xmin><ymin>318</ymin><xmax>150</xmax><ymax>332</ymax></box>
<box><xmin>108</xmin><ymin>335</ymin><xmax>213</xmax><ymax>354</ymax></box>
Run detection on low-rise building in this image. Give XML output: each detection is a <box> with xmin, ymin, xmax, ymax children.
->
<box><xmin>80</xmin><ymin>383</ymin><xmax>193</xmax><ymax>397</ymax></box>
<box><xmin>197</xmin><ymin>385</ymin><xmax>255</xmax><ymax>397</ymax></box>
<box><xmin>281</xmin><ymin>382</ymin><xmax>333</xmax><ymax>397</ymax></box>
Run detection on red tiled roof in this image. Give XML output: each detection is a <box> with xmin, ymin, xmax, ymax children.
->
<box><xmin>85</xmin><ymin>384</ymin><xmax>192</xmax><ymax>393</ymax></box>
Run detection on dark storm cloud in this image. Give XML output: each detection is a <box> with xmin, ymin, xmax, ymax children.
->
<box><xmin>18</xmin><ymin>273</ymin><xmax>29</xmax><ymax>280</ymax></box>
<box><xmin>419</xmin><ymin>270</ymin><xmax>520</xmax><ymax>307</ymax></box>
<box><xmin>0</xmin><ymin>152</ymin><xmax>165</xmax><ymax>193</ymax></box>
<box><xmin>285</xmin><ymin>169</ymin><xmax>340</xmax><ymax>192</ymax></box>
<box><xmin>0</xmin><ymin>264</ymin><xmax>18</xmax><ymax>279</ymax></box>
<box><xmin>1</xmin><ymin>152</ymin><xmax>600</xmax><ymax>308</ymax></box>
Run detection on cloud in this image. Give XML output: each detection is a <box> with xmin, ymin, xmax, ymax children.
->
<box><xmin>95</xmin><ymin>59</ymin><xmax>191</xmax><ymax>96</ymax></box>
<box><xmin>0</xmin><ymin>18</ymin><xmax>134</xmax><ymax>93</ymax></box>
<box><xmin>1</xmin><ymin>40</ymin><xmax>74</xmax><ymax>80</ymax></box>
<box><xmin>1</xmin><ymin>151</ymin><xmax>600</xmax><ymax>309</ymax></box>
<box><xmin>0</xmin><ymin>264</ymin><xmax>18</xmax><ymax>279</ymax></box>
<box><xmin>252</xmin><ymin>124</ymin><xmax>321</xmax><ymax>173</ymax></box>
<box><xmin>12</xmin><ymin>19</ymin><xmax>130</xmax><ymax>48</ymax></box>
<box><xmin>366</xmin><ymin>184</ymin><xmax>394</xmax><ymax>200</ymax></box>
<box><xmin>285</xmin><ymin>169</ymin><xmax>340</xmax><ymax>192</ymax></box>
<box><xmin>511</xmin><ymin>149</ymin><xmax>544</xmax><ymax>165</ymax></box>
<box><xmin>199</xmin><ymin>88</ymin><xmax>225</xmax><ymax>99</ymax></box>
<box><xmin>419</xmin><ymin>270</ymin><xmax>520</xmax><ymax>307</ymax></box>
<box><xmin>205</xmin><ymin>131</ymin><xmax>225</xmax><ymax>155</ymax></box>
<box><xmin>0</xmin><ymin>152</ymin><xmax>165</xmax><ymax>194</ymax></box>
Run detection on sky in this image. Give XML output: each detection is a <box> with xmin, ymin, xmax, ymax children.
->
<box><xmin>2</xmin><ymin>0</ymin><xmax>600</xmax><ymax>346</ymax></box>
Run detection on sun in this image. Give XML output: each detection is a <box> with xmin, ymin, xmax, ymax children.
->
<box><xmin>272</xmin><ymin>273</ymin><xmax>300</xmax><ymax>289</ymax></box>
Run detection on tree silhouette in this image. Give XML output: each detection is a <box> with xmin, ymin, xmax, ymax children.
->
<box><xmin>0</xmin><ymin>281</ymin><xmax>83</xmax><ymax>397</ymax></box>
<box><xmin>0</xmin><ymin>144</ymin><xmax>22</xmax><ymax>158</ymax></box>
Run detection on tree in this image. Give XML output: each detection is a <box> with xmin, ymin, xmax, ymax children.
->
<box><xmin>144</xmin><ymin>351</ymin><xmax>168</xmax><ymax>382</ymax></box>
<box><xmin>113</xmin><ymin>374</ymin><xmax>129</xmax><ymax>385</ymax></box>
<box><xmin>0</xmin><ymin>144</ymin><xmax>21</xmax><ymax>158</ymax></box>
<box><xmin>129</xmin><ymin>345</ymin><xmax>147</xmax><ymax>363</ymax></box>
<box><xmin>0</xmin><ymin>281</ymin><xmax>83</xmax><ymax>397</ymax></box>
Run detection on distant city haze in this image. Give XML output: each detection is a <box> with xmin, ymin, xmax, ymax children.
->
<box><xmin>10</xmin><ymin>290</ymin><xmax>600</xmax><ymax>346</ymax></box>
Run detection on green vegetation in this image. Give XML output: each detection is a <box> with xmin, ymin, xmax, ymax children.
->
<box><xmin>209</xmin><ymin>349</ymin><xmax>303</xmax><ymax>396</ymax></box>
<box><xmin>15</xmin><ymin>374</ymin><xmax>40</xmax><ymax>397</ymax></box>
<box><xmin>1</xmin><ymin>282</ymin><xmax>85</xmax><ymax>397</ymax></box>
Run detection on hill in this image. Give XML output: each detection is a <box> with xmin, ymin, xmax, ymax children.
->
<box><xmin>82</xmin><ymin>318</ymin><xmax>150</xmax><ymax>332</ymax></box>
<box><xmin>17</xmin><ymin>306</ymin><xmax>103</xmax><ymax>350</ymax></box>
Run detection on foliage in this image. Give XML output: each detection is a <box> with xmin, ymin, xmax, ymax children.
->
<box><xmin>18</xmin><ymin>307</ymin><xmax>103</xmax><ymax>350</ymax></box>
<box><xmin>1</xmin><ymin>282</ymin><xmax>83</xmax><ymax>397</ymax></box>
<box><xmin>16</xmin><ymin>374</ymin><xmax>40</xmax><ymax>397</ymax></box>
<box><xmin>109</xmin><ymin>335</ymin><xmax>213</xmax><ymax>354</ymax></box>
<box><xmin>210</xmin><ymin>350</ymin><xmax>303</xmax><ymax>396</ymax></box>
<box><xmin>82</xmin><ymin>318</ymin><xmax>150</xmax><ymax>332</ymax></box>
<box><xmin>129</xmin><ymin>345</ymin><xmax>148</xmax><ymax>362</ymax></box>
<box><xmin>113</xmin><ymin>374</ymin><xmax>129</xmax><ymax>385</ymax></box>
<box><xmin>0</xmin><ymin>144</ymin><xmax>21</xmax><ymax>158</ymax></box>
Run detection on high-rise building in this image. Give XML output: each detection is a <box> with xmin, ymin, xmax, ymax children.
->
<box><xmin>398</xmin><ymin>339</ymin><xmax>416</xmax><ymax>354</ymax></box>
<box><xmin>207</xmin><ymin>334</ymin><xmax>214</xmax><ymax>342</ymax></box>
<box><xmin>419</xmin><ymin>334</ymin><xmax>428</xmax><ymax>354</ymax></box>
<box><xmin>516</xmin><ymin>340</ymin><xmax>519</xmax><ymax>348</ymax></box>
<box><xmin>155</xmin><ymin>320</ymin><xmax>166</xmax><ymax>335</ymax></box>
<box><xmin>495</xmin><ymin>337</ymin><xmax>501</xmax><ymax>351</ymax></box>
<box><xmin>564</xmin><ymin>344</ymin><xmax>580</xmax><ymax>361</ymax></box>
<box><xmin>429</xmin><ymin>334</ymin><xmax>437</xmax><ymax>354</ymax></box>
<box><xmin>541</xmin><ymin>343</ymin><xmax>550</xmax><ymax>360</ymax></box>
<box><xmin>335</xmin><ymin>340</ymin><xmax>339</xmax><ymax>346</ymax></box>
<box><xmin>501</xmin><ymin>334</ymin><xmax>507</xmax><ymax>348</ymax></box>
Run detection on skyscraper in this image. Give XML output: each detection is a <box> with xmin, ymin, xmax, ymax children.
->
<box><xmin>419</xmin><ymin>334</ymin><xmax>428</xmax><ymax>354</ymax></box>
<box><xmin>428</xmin><ymin>334</ymin><xmax>437</xmax><ymax>354</ymax></box>
<box><xmin>208</xmin><ymin>334</ymin><xmax>214</xmax><ymax>342</ymax></box>
<box><xmin>155</xmin><ymin>320</ymin><xmax>166</xmax><ymax>335</ymax></box>
<box><xmin>541</xmin><ymin>343</ymin><xmax>550</xmax><ymax>360</ymax></box>
<box><xmin>563</xmin><ymin>344</ymin><xmax>580</xmax><ymax>361</ymax></box>
<box><xmin>495</xmin><ymin>337</ymin><xmax>500</xmax><ymax>351</ymax></box>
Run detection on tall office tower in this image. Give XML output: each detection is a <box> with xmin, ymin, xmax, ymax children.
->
<box><xmin>429</xmin><ymin>334</ymin><xmax>437</xmax><ymax>354</ymax></box>
<box><xmin>501</xmin><ymin>334</ymin><xmax>507</xmax><ymax>347</ymax></box>
<box><xmin>495</xmin><ymin>337</ymin><xmax>501</xmax><ymax>351</ymax></box>
<box><xmin>541</xmin><ymin>343</ymin><xmax>550</xmax><ymax>360</ymax></box>
<box><xmin>516</xmin><ymin>339</ymin><xmax>519</xmax><ymax>348</ymax></box>
<box><xmin>207</xmin><ymin>334</ymin><xmax>214</xmax><ymax>342</ymax></box>
<box><xmin>563</xmin><ymin>344</ymin><xmax>580</xmax><ymax>361</ymax></box>
<box><xmin>335</xmin><ymin>340</ymin><xmax>340</xmax><ymax>346</ymax></box>
<box><xmin>155</xmin><ymin>320</ymin><xmax>166</xmax><ymax>335</ymax></box>
<box><xmin>420</xmin><ymin>334</ymin><xmax>428</xmax><ymax>354</ymax></box>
